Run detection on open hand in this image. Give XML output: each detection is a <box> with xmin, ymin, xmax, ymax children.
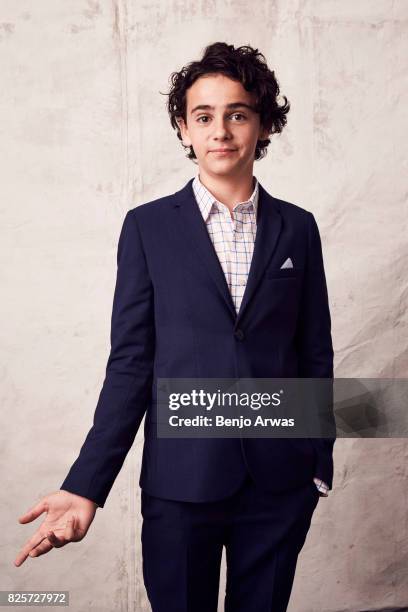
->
<box><xmin>14</xmin><ymin>490</ymin><xmax>97</xmax><ymax>567</ymax></box>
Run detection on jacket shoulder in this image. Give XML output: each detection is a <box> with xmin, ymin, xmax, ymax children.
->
<box><xmin>124</xmin><ymin>194</ymin><xmax>175</xmax><ymax>236</ymax></box>
<box><xmin>272</xmin><ymin>195</ymin><xmax>312</xmax><ymax>221</ymax></box>
<box><xmin>127</xmin><ymin>192</ymin><xmax>174</xmax><ymax>223</ymax></box>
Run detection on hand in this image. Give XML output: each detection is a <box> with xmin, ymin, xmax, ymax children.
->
<box><xmin>14</xmin><ymin>490</ymin><xmax>98</xmax><ymax>567</ymax></box>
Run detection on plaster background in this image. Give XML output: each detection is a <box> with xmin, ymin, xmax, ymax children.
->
<box><xmin>1</xmin><ymin>1</ymin><xmax>407</xmax><ymax>610</ymax></box>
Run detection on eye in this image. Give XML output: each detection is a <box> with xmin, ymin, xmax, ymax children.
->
<box><xmin>230</xmin><ymin>113</ymin><xmax>246</xmax><ymax>121</ymax></box>
<box><xmin>197</xmin><ymin>115</ymin><xmax>210</xmax><ymax>123</ymax></box>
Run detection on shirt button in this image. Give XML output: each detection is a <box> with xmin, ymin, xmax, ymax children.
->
<box><xmin>234</xmin><ymin>329</ymin><xmax>245</xmax><ymax>341</ymax></box>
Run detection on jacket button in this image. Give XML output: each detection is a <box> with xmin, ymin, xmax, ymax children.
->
<box><xmin>234</xmin><ymin>329</ymin><xmax>245</xmax><ymax>341</ymax></box>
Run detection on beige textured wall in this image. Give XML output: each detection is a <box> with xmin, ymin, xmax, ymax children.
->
<box><xmin>2</xmin><ymin>1</ymin><xmax>407</xmax><ymax>611</ymax></box>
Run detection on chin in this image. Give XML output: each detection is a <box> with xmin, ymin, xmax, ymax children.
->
<box><xmin>208</xmin><ymin>166</ymin><xmax>237</xmax><ymax>176</ymax></box>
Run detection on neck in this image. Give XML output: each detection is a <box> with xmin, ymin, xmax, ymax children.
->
<box><xmin>198</xmin><ymin>167</ymin><xmax>255</xmax><ymax>212</ymax></box>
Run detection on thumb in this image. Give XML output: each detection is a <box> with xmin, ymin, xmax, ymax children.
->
<box><xmin>18</xmin><ymin>499</ymin><xmax>47</xmax><ymax>524</ymax></box>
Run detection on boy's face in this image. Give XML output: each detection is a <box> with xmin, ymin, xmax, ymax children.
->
<box><xmin>178</xmin><ymin>73</ymin><xmax>269</xmax><ymax>179</ymax></box>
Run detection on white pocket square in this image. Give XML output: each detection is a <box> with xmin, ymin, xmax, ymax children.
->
<box><xmin>280</xmin><ymin>257</ymin><xmax>293</xmax><ymax>269</ymax></box>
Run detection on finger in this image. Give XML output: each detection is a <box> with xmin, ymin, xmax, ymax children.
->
<box><xmin>14</xmin><ymin>532</ymin><xmax>49</xmax><ymax>567</ymax></box>
<box><xmin>28</xmin><ymin>540</ymin><xmax>54</xmax><ymax>558</ymax></box>
<box><xmin>14</xmin><ymin>551</ymin><xmax>29</xmax><ymax>567</ymax></box>
<box><xmin>18</xmin><ymin>500</ymin><xmax>47</xmax><ymax>524</ymax></box>
<box><xmin>64</xmin><ymin>515</ymin><xmax>76</xmax><ymax>542</ymax></box>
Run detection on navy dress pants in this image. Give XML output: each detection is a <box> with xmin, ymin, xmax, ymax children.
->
<box><xmin>141</xmin><ymin>473</ymin><xmax>320</xmax><ymax>612</ymax></box>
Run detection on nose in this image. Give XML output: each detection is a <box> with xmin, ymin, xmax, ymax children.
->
<box><xmin>212</xmin><ymin>116</ymin><xmax>231</xmax><ymax>140</ymax></box>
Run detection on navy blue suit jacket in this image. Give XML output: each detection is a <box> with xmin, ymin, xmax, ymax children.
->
<box><xmin>60</xmin><ymin>177</ymin><xmax>335</xmax><ymax>507</ymax></box>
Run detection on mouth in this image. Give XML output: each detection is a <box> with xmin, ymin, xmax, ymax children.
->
<box><xmin>209</xmin><ymin>148</ymin><xmax>237</xmax><ymax>155</ymax></box>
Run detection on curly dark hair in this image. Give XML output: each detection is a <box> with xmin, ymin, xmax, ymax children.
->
<box><xmin>164</xmin><ymin>42</ymin><xmax>290</xmax><ymax>162</ymax></box>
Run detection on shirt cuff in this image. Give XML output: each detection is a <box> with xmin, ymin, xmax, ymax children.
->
<box><xmin>313</xmin><ymin>477</ymin><xmax>329</xmax><ymax>497</ymax></box>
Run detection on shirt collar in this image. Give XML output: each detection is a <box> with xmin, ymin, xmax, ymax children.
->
<box><xmin>192</xmin><ymin>173</ymin><xmax>259</xmax><ymax>223</ymax></box>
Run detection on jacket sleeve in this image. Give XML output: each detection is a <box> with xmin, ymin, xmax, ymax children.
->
<box><xmin>60</xmin><ymin>209</ymin><xmax>155</xmax><ymax>507</ymax></box>
<box><xmin>296</xmin><ymin>211</ymin><xmax>336</xmax><ymax>489</ymax></box>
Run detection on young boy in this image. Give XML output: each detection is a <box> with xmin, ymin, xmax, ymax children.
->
<box><xmin>15</xmin><ymin>42</ymin><xmax>335</xmax><ymax>612</ymax></box>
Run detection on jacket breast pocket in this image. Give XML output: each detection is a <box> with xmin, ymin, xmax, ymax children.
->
<box><xmin>265</xmin><ymin>267</ymin><xmax>303</xmax><ymax>279</ymax></box>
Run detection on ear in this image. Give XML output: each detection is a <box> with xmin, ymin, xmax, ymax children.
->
<box><xmin>177</xmin><ymin>117</ymin><xmax>192</xmax><ymax>147</ymax></box>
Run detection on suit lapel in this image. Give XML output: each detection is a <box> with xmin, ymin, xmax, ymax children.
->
<box><xmin>236</xmin><ymin>181</ymin><xmax>282</xmax><ymax>325</ymax></box>
<box><xmin>172</xmin><ymin>178</ymin><xmax>283</xmax><ymax>325</ymax></box>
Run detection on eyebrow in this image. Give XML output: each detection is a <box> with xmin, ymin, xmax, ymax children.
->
<box><xmin>190</xmin><ymin>102</ymin><xmax>257</xmax><ymax>115</ymax></box>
